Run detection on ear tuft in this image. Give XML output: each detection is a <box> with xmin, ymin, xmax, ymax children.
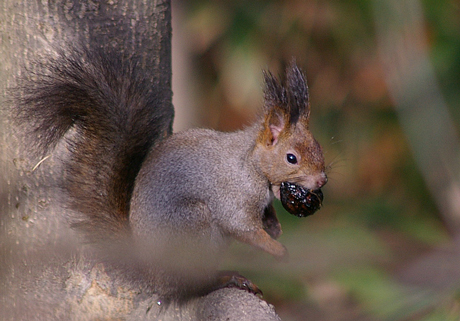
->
<box><xmin>263</xmin><ymin>70</ymin><xmax>287</xmax><ymax>112</ymax></box>
<box><xmin>286</xmin><ymin>59</ymin><xmax>310</xmax><ymax>124</ymax></box>
<box><xmin>262</xmin><ymin>59</ymin><xmax>310</xmax><ymax>127</ymax></box>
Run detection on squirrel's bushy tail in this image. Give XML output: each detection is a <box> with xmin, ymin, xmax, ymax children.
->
<box><xmin>14</xmin><ymin>47</ymin><xmax>174</xmax><ymax>242</ymax></box>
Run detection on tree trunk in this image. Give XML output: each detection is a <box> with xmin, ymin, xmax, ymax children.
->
<box><xmin>0</xmin><ymin>1</ymin><xmax>280</xmax><ymax>320</ymax></box>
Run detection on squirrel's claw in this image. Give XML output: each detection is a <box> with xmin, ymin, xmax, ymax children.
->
<box><xmin>217</xmin><ymin>271</ymin><xmax>263</xmax><ymax>297</ymax></box>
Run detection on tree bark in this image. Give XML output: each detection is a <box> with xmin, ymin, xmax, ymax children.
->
<box><xmin>0</xmin><ymin>1</ymin><xmax>281</xmax><ymax>320</ymax></box>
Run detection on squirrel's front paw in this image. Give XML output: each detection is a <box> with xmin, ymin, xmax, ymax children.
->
<box><xmin>217</xmin><ymin>271</ymin><xmax>263</xmax><ymax>297</ymax></box>
<box><xmin>273</xmin><ymin>243</ymin><xmax>289</xmax><ymax>262</ymax></box>
<box><xmin>262</xmin><ymin>204</ymin><xmax>282</xmax><ymax>239</ymax></box>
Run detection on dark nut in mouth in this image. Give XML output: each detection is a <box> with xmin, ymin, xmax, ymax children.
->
<box><xmin>280</xmin><ymin>182</ymin><xmax>323</xmax><ymax>217</ymax></box>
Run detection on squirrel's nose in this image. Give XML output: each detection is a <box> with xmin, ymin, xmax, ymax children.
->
<box><xmin>316</xmin><ymin>174</ymin><xmax>328</xmax><ymax>189</ymax></box>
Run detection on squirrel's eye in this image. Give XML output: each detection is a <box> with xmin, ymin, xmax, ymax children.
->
<box><xmin>286</xmin><ymin>153</ymin><xmax>298</xmax><ymax>164</ymax></box>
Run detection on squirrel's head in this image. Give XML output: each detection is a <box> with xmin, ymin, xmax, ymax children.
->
<box><xmin>255</xmin><ymin>61</ymin><xmax>327</xmax><ymax>207</ymax></box>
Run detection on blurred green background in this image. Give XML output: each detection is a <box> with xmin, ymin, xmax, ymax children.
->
<box><xmin>171</xmin><ymin>0</ymin><xmax>460</xmax><ymax>320</ymax></box>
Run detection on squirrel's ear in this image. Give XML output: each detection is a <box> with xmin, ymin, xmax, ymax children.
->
<box><xmin>286</xmin><ymin>59</ymin><xmax>310</xmax><ymax>126</ymax></box>
<box><xmin>262</xmin><ymin>60</ymin><xmax>310</xmax><ymax>131</ymax></box>
<box><xmin>258</xmin><ymin>109</ymin><xmax>287</xmax><ymax>147</ymax></box>
<box><xmin>266</xmin><ymin>110</ymin><xmax>286</xmax><ymax>146</ymax></box>
<box><xmin>261</xmin><ymin>71</ymin><xmax>288</xmax><ymax>146</ymax></box>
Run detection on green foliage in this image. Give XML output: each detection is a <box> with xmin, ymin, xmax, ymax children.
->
<box><xmin>334</xmin><ymin>267</ymin><xmax>442</xmax><ymax>320</ymax></box>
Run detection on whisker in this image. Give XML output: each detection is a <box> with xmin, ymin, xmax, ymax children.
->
<box><xmin>330</xmin><ymin>139</ymin><xmax>343</xmax><ymax>145</ymax></box>
<box><xmin>328</xmin><ymin>136</ymin><xmax>343</xmax><ymax>144</ymax></box>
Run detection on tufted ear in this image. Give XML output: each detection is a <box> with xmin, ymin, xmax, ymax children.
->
<box><xmin>259</xmin><ymin>60</ymin><xmax>310</xmax><ymax>147</ymax></box>
<box><xmin>285</xmin><ymin>60</ymin><xmax>310</xmax><ymax>126</ymax></box>
<box><xmin>262</xmin><ymin>60</ymin><xmax>310</xmax><ymax>131</ymax></box>
<box><xmin>260</xmin><ymin>71</ymin><xmax>283</xmax><ymax>146</ymax></box>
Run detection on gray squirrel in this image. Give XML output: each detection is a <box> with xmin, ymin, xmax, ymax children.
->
<box><xmin>13</xmin><ymin>47</ymin><xmax>327</xmax><ymax>302</ymax></box>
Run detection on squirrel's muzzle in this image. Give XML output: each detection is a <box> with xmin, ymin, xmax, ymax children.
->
<box><xmin>279</xmin><ymin>181</ymin><xmax>323</xmax><ymax>217</ymax></box>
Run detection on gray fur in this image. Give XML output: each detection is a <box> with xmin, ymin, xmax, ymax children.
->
<box><xmin>131</xmin><ymin>125</ymin><xmax>270</xmax><ymax>240</ymax></box>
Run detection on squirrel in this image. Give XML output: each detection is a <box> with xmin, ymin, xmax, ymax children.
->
<box><xmin>13</xmin><ymin>46</ymin><xmax>327</xmax><ymax>302</ymax></box>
